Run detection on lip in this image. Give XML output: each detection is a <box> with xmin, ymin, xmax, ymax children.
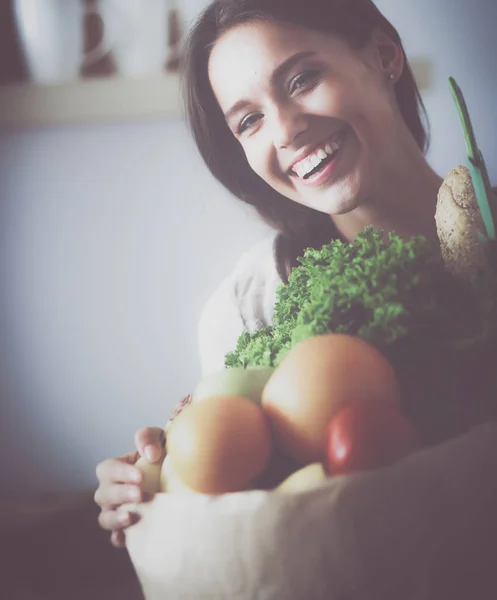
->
<box><xmin>287</xmin><ymin>128</ymin><xmax>346</xmax><ymax>172</ymax></box>
<box><xmin>292</xmin><ymin>128</ymin><xmax>348</xmax><ymax>188</ymax></box>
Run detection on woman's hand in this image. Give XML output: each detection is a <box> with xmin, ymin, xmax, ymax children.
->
<box><xmin>94</xmin><ymin>427</ymin><xmax>166</xmax><ymax>548</ymax></box>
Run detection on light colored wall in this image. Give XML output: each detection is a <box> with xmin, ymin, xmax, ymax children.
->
<box><xmin>0</xmin><ymin>119</ymin><xmax>270</xmax><ymax>496</ymax></box>
<box><xmin>0</xmin><ymin>0</ymin><xmax>496</xmax><ymax>497</ymax></box>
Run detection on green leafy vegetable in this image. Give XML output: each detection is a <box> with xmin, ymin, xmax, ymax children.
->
<box><xmin>226</xmin><ymin>227</ymin><xmax>485</xmax><ymax>367</ymax></box>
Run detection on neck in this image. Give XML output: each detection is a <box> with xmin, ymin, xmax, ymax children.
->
<box><xmin>331</xmin><ymin>135</ymin><xmax>443</xmax><ymax>246</ymax></box>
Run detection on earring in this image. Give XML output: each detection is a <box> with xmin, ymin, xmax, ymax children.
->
<box><xmin>389</xmin><ymin>73</ymin><xmax>395</xmax><ymax>80</ymax></box>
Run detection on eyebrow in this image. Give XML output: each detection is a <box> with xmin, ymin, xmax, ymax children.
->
<box><xmin>223</xmin><ymin>51</ymin><xmax>317</xmax><ymax>124</ymax></box>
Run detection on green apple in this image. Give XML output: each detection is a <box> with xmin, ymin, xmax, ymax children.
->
<box><xmin>135</xmin><ymin>456</ymin><xmax>163</xmax><ymax>495</ymax></box>
<box><xmin>192</xmin><ymin>366</ymin><xmax>275</xmax><ymax>405</ymax></box>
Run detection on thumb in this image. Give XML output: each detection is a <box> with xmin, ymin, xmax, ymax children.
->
<box><xmin>134</xmin><ymin>427</ymin><xmax>166</xmax><ymax>464</ymax></box>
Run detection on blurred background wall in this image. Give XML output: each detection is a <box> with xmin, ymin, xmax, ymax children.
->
<box><xmin>0</xmin><ymin>0</ymin><xmax>496</xmax><ymax>498</ymax></box>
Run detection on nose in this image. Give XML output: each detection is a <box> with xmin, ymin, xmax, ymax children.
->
<box><xmin>269</xmin><ymin>103</ymin><xmax>307</xmax><ymax>150</ymax></box>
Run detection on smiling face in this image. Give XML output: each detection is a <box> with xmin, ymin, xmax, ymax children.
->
<box><xmin>208</xmin><ymin>20</ymin><xmax>404</xmax><ymax>216</ymax></box>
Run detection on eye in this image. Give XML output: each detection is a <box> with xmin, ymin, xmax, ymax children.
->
<box><xmin>289</xmin><ymin>70</ymin><xmax>320</xmax><ymax>95</ymax></box>
<box><xmin>238</xmin><ymin>113</ymin><xmax>263</xmax><ymax>135</ymax></box>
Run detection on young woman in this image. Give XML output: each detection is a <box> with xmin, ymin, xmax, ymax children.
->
<box><xmin>94</xmin><ymin>0</ymin><xmax>496</xmax><ymax>575</ymax></box>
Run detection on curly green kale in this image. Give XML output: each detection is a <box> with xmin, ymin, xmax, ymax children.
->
<box><xmin>225</xmin><ymin>227</ymin><xmax>480</xmax><ymax>369</ymax></box>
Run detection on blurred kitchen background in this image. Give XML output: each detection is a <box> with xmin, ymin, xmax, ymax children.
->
<box><xmin>0</xmin><ymin>0</ymin><xmax>496</xmax><ymax>501</ymax></box>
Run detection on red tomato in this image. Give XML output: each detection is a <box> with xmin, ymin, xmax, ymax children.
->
<box><xmin>326</xmin><ymin>400</ymin><xmax>421</xmax><ymax>475</ymax></box>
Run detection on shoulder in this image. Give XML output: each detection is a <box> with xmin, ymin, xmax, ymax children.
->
<box><xmin>231</xmin><ymin>234</ymin><xmax>281</xmax><ymax>289</ymax></box>
<box><xmin>201</xmin><ymin>235</ymin><xmax>279</xmax><ymax>317</ymax></box>
<box><xmin>197</xmin><ymin>234</ymin><xmax>282</xmax><ymax>376</ymax></box>
<box><xmin>230</xmin><ymin>234</ymin><xmax>283</xmax><ymax>329</ymax></box>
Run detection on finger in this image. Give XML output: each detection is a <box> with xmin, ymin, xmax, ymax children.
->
<box><xmin>98</xmin><ymin>508</ymin><xmax>140</xmax><ymax>532</ymax></box>
<box><xmin>94</xmin><ymin>483</ymin><xmax>143</xmax><ymax>510</ymax></box>
<box><xmin>134</xmin><ymin>427</ymin><xmax>166</xmax><ymax>464</ymax></box>
<box><xmin>111</xmin><ymin>530</ymin><xmax>126</xmax><ymax>549</ymax></box>
<box><xmin>96</xmin><ymin>457</ymin><xmax>142</xmax><ymax>486</ymax></box>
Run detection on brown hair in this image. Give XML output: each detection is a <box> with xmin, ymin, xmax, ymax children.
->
<box><xmin>181</xmin><ymin>0</ymin><xmax>430</xmax><ymax>282</ymax></box>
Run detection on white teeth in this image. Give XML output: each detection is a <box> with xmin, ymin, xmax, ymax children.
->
<box><xmin>292</xmin><ymin>133</ymin><xmax>344</xmax><ymax>178</ymax></box>
<box><xmin>303</xmin><ymin>157</ymin><xmax>314</xmax><ymax>172</ymax></box>
<box><xmin>294</xmin><ymin>163</ymin><xmax>307</xmax><ymax>179</ymax></box>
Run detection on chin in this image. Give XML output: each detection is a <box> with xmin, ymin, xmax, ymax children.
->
<box><xmin>306</xmin><ymin>189</ymin><xmax>362</xmax><ymax>217</ymax></box>
<box><xmin>329</xmin><ymin>197</ymin><xmax>361</xmax><ymax>216</ymax></box>
<box><xmin>297</xmin><ymin>167</ymin><xmax>365</xmax><ymax>215</ymax></box>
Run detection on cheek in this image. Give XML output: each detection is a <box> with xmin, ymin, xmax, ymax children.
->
<box><xmin>318</xmin><ymin>76</ymin><xmax>392</xmax><ymax>143</ymax></box>
<box><xmin>244</xmin><ymin>139</ymin><xmax>277</xmax><ymax>183</ymax></box>
<box><xmin>308</xmin><ymin>84</ymin><xmax>353</xmax><ymax>118</ymax></box>
<box><xmin>245</xmin><ymin>146</ymin><xmax>294</xmax><ymax>200</ymax></box>
<box><xmin>351</xmin><ymin>89</ymin><xmax>395</xmax><ymax>146</ymax></box>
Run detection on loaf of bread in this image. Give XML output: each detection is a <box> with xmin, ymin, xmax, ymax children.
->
<box><xmin>435</xmin><ymin>165</ymin><xmax>488</xmax><ymax>279</ymax></box>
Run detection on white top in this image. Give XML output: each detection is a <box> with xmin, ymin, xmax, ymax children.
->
<box><xmin>197</xmin><ymin>235</ymin><xmax>283</xmax><ymax>377</ymax></box>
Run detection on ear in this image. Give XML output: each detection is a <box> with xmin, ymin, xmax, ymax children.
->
<box><xmin>369</xmin><ymin>28</ymin><xmax>404</xmax><ymax>83</ymax></box>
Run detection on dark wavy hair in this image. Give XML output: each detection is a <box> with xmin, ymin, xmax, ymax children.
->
<box><xmin>181</xmin><ymin>0</ymin><xmax>430</xmax><ymax>282</ymax></box>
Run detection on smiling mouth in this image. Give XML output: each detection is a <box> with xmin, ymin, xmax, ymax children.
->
<box><xmin>289</xmin><ymin>127</ymin><xmax>349</xmax><ymax>180</ymax></box>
